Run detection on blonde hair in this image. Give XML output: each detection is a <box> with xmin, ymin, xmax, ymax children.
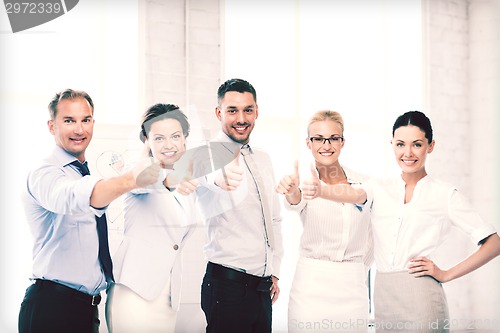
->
<box><xmin>307</xmin><ymin>110</ymin><xmax>344</xmax><ymax>135</ymax></box>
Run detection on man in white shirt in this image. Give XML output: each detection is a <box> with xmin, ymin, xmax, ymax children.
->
<box><xmin>196</xmin><ymin>78</ymin><xmax>284</xmax><ymax>333</ymax></box>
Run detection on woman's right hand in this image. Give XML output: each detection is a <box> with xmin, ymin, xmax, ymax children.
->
<box><xmin>275</xmin><ymin>161</ymin><xmax>302</xmax><ymax>205</ymax></box>
<box><xmin>276</xmin><ymin>161</ymin><xmax>300</xmax><ymax>196</ymax></box>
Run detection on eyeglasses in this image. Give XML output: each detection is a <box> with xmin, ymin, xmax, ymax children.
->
<box><xmin>309</xmin><ymin>136</ymin><xmax>344</xmax><ymax>145</ymax></box>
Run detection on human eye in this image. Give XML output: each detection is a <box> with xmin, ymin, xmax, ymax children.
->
<box><xmin>311</xmin><ymin>137</ymin><xmax>322</xmax><ymax>143</ymax></box>
<box><xmin>63</xmin><ymin>119</ymin><xmax>74</xmax><ymax>124</ymax></box>
<box><xmin>227</xmin><ymin>108</ymin><xmax>237</xmax><ymax>114</ymax></box>
<box><xmin>414</xmin><ymin>142</ymin><xmax>422</xmax><ymax>148</ymax></box>
<box><xmin>172</xmin><ymin>134</ymin><xmax>181</xmax><ymax>141</ymax></box>
<box><xmin>396</xmin><ymin>142</ymin><xmax>404</xmax><ymax>148</ymax></box>
<box><xmin>244</xmin><ymin>108</ymin><xmax>254</xmax><ymax>113</ymax></box>
<box><xmin>154</xmin><ymin>136</ymin><xmax>165</xmax><ymax>142</ymax></box>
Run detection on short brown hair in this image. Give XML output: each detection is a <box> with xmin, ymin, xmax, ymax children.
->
<box><xmin>48</xmin><ymin>89</ymin><xmax>94</xmax><ymax>120</ymax></box>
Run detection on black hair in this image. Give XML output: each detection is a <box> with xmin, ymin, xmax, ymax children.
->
<box><xmin>392</xmin><ymin>110</ymin><xmax>433</xmax><ymax>143</ymax></box>
<box><xmin>140</xmin><ymin>103</ymin><xmax>190</xmax><ymax>142</ymax></box>
<box><xmin>217</xmin><ymin>78</ymin><xmax>257</xmax><ymax>104</ymax></box>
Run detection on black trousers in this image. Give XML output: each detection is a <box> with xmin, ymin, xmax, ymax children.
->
<box><xmin>201</xmin><ymin>262</ymin><xmax>273</xmax><ymax>333</ymax></box>
<box><xmin>18</xmin><ymin>280</ymin><xmax>100</xmax><ymax>333</ymax></box>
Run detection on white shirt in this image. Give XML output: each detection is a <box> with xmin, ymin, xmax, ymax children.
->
<box><xmin>195</xmin><ymin>132</ymin><xmax>284</xmax><ymax>278</ymax></box>
<box><xmin>284</xmin><ymin>166</ymin><xmax>373</xmax><ymax>266</ymax></box>
<box><xmin>370</xmin><ymin>175</ymin><xmax>496</xmax><ymax>272</ymax></box>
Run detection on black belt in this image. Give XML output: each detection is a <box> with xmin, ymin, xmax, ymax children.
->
<box><xmin>206</xmin><ymin>262</ymin><xmax>272</xmax><ymax>289</ymax></box>
<box><xmin>35</xmin><ymin>279</ymin><xmax>101</xmax><ymax>306</ymax></box>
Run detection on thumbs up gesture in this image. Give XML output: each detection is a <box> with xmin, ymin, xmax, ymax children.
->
<box><xmin>176</xmin><ymin>178</ymin><xmax>200</xmax><ymax>195</ymax></box>
<box><xmin>275</xmin><ymin>161</ymin><xmax>302</xmax><ymax>204</ymax></box>
<box><xmin>132</xmin><ymin>139</ymin><xmax>163</xmax><ymax>187</ymax></box>
<box><xmin>302</xmin><ymin>164</ymin><xmax>322</xmax><ymax>200</ymax></box>
<box><xmin>276</xmin><ymin>160</ymin><xmax>300</xmax><ymax>195</ymax></box>
<box><xmin>214</xmin><ymin>150</ymin><xmax>244</xmax><ymax>191</ymax></box>
<box><xmin>134</xmin><ymin>159</ymin><xmax>162</xmax><ymax>187</ymax></box>
<box><xmin>169</xmin><ymin>157</ymin><xmax>200</xmax><ymax>195</ymax></box>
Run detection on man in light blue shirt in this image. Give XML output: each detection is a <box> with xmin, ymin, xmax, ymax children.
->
<box><xmin>18</xmin><ymin>89</ymin><xmax>160</xmax><ymax>333</ymax></box>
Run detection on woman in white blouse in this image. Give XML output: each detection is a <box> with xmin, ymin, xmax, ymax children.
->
<box><xmin>105</xmin><ymin>104</ymin><xmax>199</xmax><ymax>333</ymax></box>
<box><xmin>276</xmin><ymin>110</ymin><xmax>373</xmax><ymax>333</ymax></box>
<box><xmin>317</xmin><ymin>111</ymin><xmax>500</xmax><ymax>333</ymax></box>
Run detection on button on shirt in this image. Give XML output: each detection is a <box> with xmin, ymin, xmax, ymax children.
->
<box><xmin>284</xmin><ymin>166</ymin><xmax>373</xmax><ymax>266</ymax></box>
<box><xmin>112</xmin><ymin>169</ymin><xmax>196</xmax><ymax>306</ymax></box>
<box><xmin>23</xmin><ymin>146</ymin><xmax>107</xmax><ymax>295</ymax></box>
<box><xmin>195</xmin><ymin>132</ymin><xmax>284</xmax><ymax>278</ymax></box>
<box><xmin>370</xmin><ymin>175</ymin><xmax>496</xmax><ymax>272</ymax></box>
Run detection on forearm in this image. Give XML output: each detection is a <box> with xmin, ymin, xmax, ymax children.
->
<box><xmin>90</xmin><ymin>171</ymin><xmax>137</xmax><ymax>208</ymax></box>
<box><xmin>444</xmin><ymin>233</ymin><xmax>500</xmax><ymax>282</ymax></box>
<box><xmin>319</xmin><ymin>184</ymin><xmax>367</xmax><ymax>204</ymax></box>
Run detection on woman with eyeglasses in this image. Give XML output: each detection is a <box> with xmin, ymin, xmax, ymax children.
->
<box><xmin>312</xmin><ymin>110</ymin><xmax>500</xmax><ymax>332</ymax></box>
<box><xmin>276</xmin><ymin>110</ymin><xmax>373</xmax><ymax>333</ymax></box>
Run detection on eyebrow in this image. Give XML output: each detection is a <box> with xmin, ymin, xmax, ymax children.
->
<box><xmin>311</xmin><ymin>134</ymin><xmax>342</xmax><ymax>137</ymax></box>
<box><xmin>62</xmin><ymin>115</ymin><xmax>92</xmax><ymax>120</ymax></box>
<box><xmin>227</xmin><ymin>105</ymin><xmax>254</xmax><ymax>109</ymax></box>
<box><xmin>152</xmin><ymin>131</ymin><xmax>181</xmax><ymax>136</ymax></box>
<box><xmin>395</xmin><ymin>139</ymin><xmax>424</xmax><ymax>142</ymax></box>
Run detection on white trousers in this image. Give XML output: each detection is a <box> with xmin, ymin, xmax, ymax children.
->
<box><xmin>288</xmin><ymin>257</ymin><xmax>370</xmax><ymax>333</ymax></box>
<box><xmin>105</xmin><ymin>280</ymin><xmax>177</xmax><ymax>333</ymax></box>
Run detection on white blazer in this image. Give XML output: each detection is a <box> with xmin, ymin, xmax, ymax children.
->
<box><xmin>112</xmin><ymin>184</ymin><xmax>197</xmax><ymax>311</ymax></box>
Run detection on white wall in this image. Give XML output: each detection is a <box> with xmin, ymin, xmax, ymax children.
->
<box><xmin>0</xmin><ymin>1</ymin><xmax>139</xmax><ymax>332</ymax></box>
<box><xmin>423</xmin><ymin>0</ymin><xmax>500</xmax><ymax>329</ymax></box>
<box><xmin>468</xmin><ymin>0</ymin><xmax>500</xmax><ymax>324</ymax></box>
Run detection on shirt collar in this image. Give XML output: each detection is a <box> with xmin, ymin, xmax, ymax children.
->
<box><xmin>213</xmin><ymin>131</ymin><xmax>252</xmax><ymax>155</ymax></box>
<box><xmin>215</xmin><ymin>131</ymin><xmax>252</xmax><ymax>148</ymax></box>
<box><xmin>53</xmin><ymin>145</ymin><xmax>87</xmax><ymax>168</ymax></box>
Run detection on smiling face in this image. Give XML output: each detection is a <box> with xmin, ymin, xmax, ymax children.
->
<box><xmin>392</xmin><ymin>124</ymin><xmax>434</xmax><ymax>178</ymax></box>
<box><xmin>48</xmin><ymin>97</ymin><xmax>94</xmax><ymax>162</ymax></box>
<box><xmin>216</xmin><ymin>91</ymin><xmax>258</xmax><ymax>144</ymax></box>
<box><xmin>148</xmin><ymin>118</ymin><xmax>186</xmax><ymax>168</ymax></box>
<box><xmin>307</xmin><ymin>119</ymin><xmax>344</xmax><ymax>167</ymax></box>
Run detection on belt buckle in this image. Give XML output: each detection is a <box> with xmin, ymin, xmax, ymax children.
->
<box><xmin>91</xmin><ymin>295</ymin><xmax>99</xmax><ymax>306</ymax></box>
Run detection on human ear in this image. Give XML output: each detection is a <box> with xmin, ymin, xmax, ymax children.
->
<box><xmin>47</xmin><ymin>120</ymin><xmax>55</xmax><ymax>135</ymax></box>
<box><xmin>428</xmin><ymin>140</ymin><xmax>435</xmax><ymax>153</ymax></box>
<box><xmin>215</xmin><ymin>106</ymin><xmax>222</xmax><ymax>121</ymax></box>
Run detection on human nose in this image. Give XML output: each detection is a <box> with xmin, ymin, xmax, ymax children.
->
<box><xmin>163</xmin><ymin>138</ymin><xmax>175</xmax><ymax>148</ymax></box>
<box><xmin>73</xmin><ymin>121</ymin><xmax>84</xmax><ymax>134</ymax></box>
<box><xmin>323</xmin><ymin>138</ymin><xmax>333</xmax><ymax>146</ymax></box>
<box><xmin>403</xmin><ymin>145</ymin><xmax>413</xmax><ymax>156</ymax></box>
<box><xmin>236</xmin><ymin>111</ymin><xmax>245</xmax><ymax>124</ymax></box>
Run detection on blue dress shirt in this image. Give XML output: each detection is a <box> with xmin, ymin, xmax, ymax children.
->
<box><xmin>23</xmin><ymin>146</ymin><xmax>107</xmax><ymax>295</ymax></box>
